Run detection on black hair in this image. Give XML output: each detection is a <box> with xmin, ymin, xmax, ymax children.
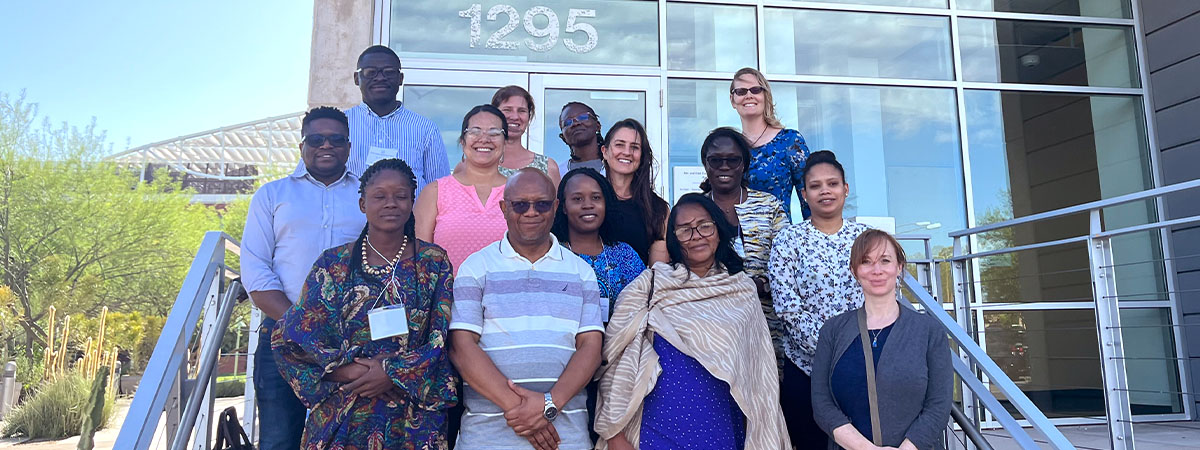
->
<box><xmin>552</xmin><ymin>168</ymin><xmax>621</xmax><ymax>247</ymax></box>
<box><xmin>357</xmin><ymin>45</ymin><xmax>400</xmax><ymax>66</ymax></box>
<box><xmin>801</xmin><ymin>150</ymin><xmax>846</xmax><ymax>187</ymax></box>
<box><xmin>349</xmin><ymin>158</ymin><xmax>418</xmax><ymax>281</ymax></box>
<box><xmin>560</xmin><ymin>102</ymin><xmax>604</xmax><ymax>154</ymax></box>
<box><xmin>604</xmin><ymin>118</ymin><xmax>668</xmax><ymax>241</ymax></box>
<box><xmin>699</xmin><ymin>127</ymin><xmax>752</xmax><ymax>192</ymax></box>
<box><xmin>301</xmin><ymin>106</ymin><xmax>349</xmax><ymax>136</ymax></box>
<box><xmin>459</xmin><ymin>104</ymin><xmax>509</xmax><ymax>143</ymax></box>
<box><xmin>665</xmin><ymin>193</ymin><xmax>744</xmax><ymax>275</ymax></box>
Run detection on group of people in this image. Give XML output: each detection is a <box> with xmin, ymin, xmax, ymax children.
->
<box><xmin>241</xmin><ymin>45</ymin><xmax>951</xmax><ymax>450</ymax></box>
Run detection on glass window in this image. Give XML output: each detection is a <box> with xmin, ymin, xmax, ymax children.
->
<box><xmin>764</xmin><ymin>9</ymin><xmax>953</xmax><ymax>80</ymax></box>
<box><xmin>402</xmin><ymin>85</ymin><xmax>500</xmax><ymax>164</ymax></box>
<box><xmin>390</xmin><ymin>0</ymin><xmax>658</xmax><ymax>66</ymax></box>
<box><xmin>959</xmin><ymin>19</ymin><xmax>1138</xmax><ymax>88</ymax></box>
<box><xmin>786</xmin><ymin>0</ymin><xmax>946</xmax><ymax>7</ymax></box>
<box><xmin>666</xmin><ymin>3</ymin><xmax>756</xmax><ymax>72</ymax></box>
<box><xmin>541</xmin><ymin>88</ymin><xmax>646</xmax><ymax>170</ymax></box>
<box><xmin>958</xmin><ymin>0</ymin><xmax>1131</xmax><ymax>19</ymax></box>
<box><xmin>666</xmin><ymin>78</ymin><xmax>967</xmax><ymax>245</ymax></box>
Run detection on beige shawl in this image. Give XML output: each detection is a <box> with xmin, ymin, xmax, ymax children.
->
<box><xmin>593</xmin><ymin>262</ymin><xmax>792</xmax><ymax>450</ymax></box>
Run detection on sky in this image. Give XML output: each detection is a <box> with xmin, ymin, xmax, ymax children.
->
<box><xmin>0</xmin><ymin>1</ymin><xmax>314</xmax><ymax>152</ymax></box>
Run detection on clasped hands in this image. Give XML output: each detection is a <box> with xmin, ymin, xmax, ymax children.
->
<box><xmin>504</xmin><ymin>380</ymin><xmax>560</xmax><ymax>450</ymax></box>
<box><xmin>328</xmin><ymin>353</ymin><xmax>404</xmax><ymax>403</ymax></box>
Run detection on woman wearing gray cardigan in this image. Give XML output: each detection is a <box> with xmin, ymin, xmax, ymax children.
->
<box><xmin>811</xmin><ymin>230</ymin><xmax>952</xmax><ymax>450</ymax></box>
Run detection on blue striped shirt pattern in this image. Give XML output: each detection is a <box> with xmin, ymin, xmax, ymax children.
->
<box><xmin>344</xmin><ymin>102</ymin><xmax>450</xmax><ymax>194</ymax></box>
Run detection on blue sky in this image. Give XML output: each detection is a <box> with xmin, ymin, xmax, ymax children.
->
<box><xmin>0</xmin><ymin>1</ymin><xmax>314</xmax><ymax>152</ymax></box>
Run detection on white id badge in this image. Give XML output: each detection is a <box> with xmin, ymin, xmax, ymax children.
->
<box><xmin>599</xmin><ymin>297</ymin><xmax>611</xmax><ymax>322</ymax></box>
<box><xmin>366</xmin><ymin>146</ymin><xmax>397</xmax><ymax>166</ymax></box>
<box><xmin>368</xmin><ymin>304</ymin><xmax>409</xmax><ymax>341</ymax></box>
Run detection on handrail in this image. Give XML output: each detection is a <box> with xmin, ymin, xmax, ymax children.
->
<box><xmin>171</xmin><ymin>280</ymin><xmax>243</xmax><ymax>450</ymax></box>
<box><xmin>948</xmin><ymin>178</ymin><xmax>1200</xmax><ymax>238</ymax></box>
<box><xmin>115</xmin><ymin>231</ymin><xmax>239</xmax><ymax>450</ymax></box>
<box><xmin>950</xmin><ymin>404</ymin><xmax>995</xmax><ymax>450</ymax></box>
<box><xmin>902</xmin><ymin>272</ymin><xmax>1076</xmax><ymax>449</ymax></box>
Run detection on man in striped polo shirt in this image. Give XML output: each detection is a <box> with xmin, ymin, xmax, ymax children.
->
<box><xmin>450</xmin><ymin>168</ymin><xmax>604</xmax><ymax>450</ymax></box>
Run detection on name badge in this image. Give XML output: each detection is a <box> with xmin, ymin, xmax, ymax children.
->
<box><xmin>368</xmin><ymin>304</ymin><xmax>409</xmax><ymax>341</ymax></box>
<box><xmin>366</xmin><ymin>146</ymin><xmax>397</xmax><ymax>166</ymax></box>
<box><xmin>600</xmin><ymin>297</ymin><xmax>611</xmax><ymax>323</ymax></box>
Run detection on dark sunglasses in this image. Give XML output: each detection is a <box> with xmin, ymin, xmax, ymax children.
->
<box><xmin>303</xmin><ymin>133</ymin><xmax>349</xmax><ymax>148</ymax></box>
<box><xmin>705</xmin><ymin>156</ymin><xmax>744</xmax><ymax>168</ymax></box>
<box><xmin>561</xmin><ymin>112</ymin><xmax>596</xmax><ymax>129</ymax></box>
<box><xmin>730</xmin><ymin>86</ymin><xmax>767</xmax><ymax>96</ymax></box>
<box><xmin>507</xmin><ymin>200</ymin><xmax>554</xmax><ymax>214</ymax></box>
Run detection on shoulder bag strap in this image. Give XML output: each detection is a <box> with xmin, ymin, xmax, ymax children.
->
<box><xmin>858</xmin><ymin>308</ymin><xmax>884</xmax><ymax>446</ymax></box>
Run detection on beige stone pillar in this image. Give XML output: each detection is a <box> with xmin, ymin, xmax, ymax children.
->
<box><xmin>308</xmin><ymin>0</ymin><xmax>377</xmax><ymax>110</ymax></box>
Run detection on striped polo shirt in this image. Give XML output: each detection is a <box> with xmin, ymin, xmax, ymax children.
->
<box><xmin>450</xmin><ymin>233</ymin><xmax>603</xmax><ymax>449</ymax></box>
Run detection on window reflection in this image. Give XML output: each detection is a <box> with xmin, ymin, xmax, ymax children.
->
<box><xmin>764</xmin><ymin>8</ymin><xmax>953</xmax><ymax>80</ymax></box>
<box><xmin>666</xmin><ymin>3</ymin><xmax>756</xmax><ymax>72</ymax></box>
<box><xmin>960</xmin><ymin>19</ymin><xmax>1139</xmax><ymax>88</ymax></box>
<box><xmin>958</xmin><ymin>0</ymin><xmax>1131</xmax><ymax>19</ymax></box>
<box><xmin>402</xmin><ymin>85</ymin><xmax>500</xmax><ymax>164</ymax></box>
<box><xmin>541</xmin><ymin>89</ymin><xmax>646</xmax><ymax>172</ymax></box>
<box><xmin>786</xmin><ymin>0</ymin><xmax>946</xmax><ymax>7</ymax></box>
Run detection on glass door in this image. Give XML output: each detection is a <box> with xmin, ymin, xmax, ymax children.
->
<box><xmin>400</xmin><ymin>69</ymin><xmax>527</xmax><ymax>164</ymax></box>
<box><xmin>529</xmin><ymin>74</ymin><xmax>664</xmax><ymax>194</ymax></box>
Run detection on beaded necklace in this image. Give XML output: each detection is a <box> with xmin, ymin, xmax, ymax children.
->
<box><xmin>361</xmin><ymin>234</ymin><xmax>408</xmax><ymax>277</ymax></box>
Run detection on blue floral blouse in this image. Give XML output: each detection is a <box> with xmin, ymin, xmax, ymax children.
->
<box><xmin>747</xmin><ymin>128</ymin><xmax>812</xmax><ymax>220</ymax></box>
<box><xmin>574</xmin><ymin>241</ymin><xmax>646</xmax><ymax>322</ymax></box>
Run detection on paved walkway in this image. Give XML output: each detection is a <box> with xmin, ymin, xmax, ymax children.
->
<box><xmin>949</xmin><ymin>420</ymin><xmax>1200</xmax><ymax>449</ymax></box>
<box><xmin>0</xmin><ymin>396</ymin><xmax>247</xmax><ymax>450</ymax></box>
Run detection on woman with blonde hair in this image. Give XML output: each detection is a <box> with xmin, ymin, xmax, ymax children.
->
<box><xmin>730</xmin><ymin>67</ymin><xmax>812</xmax><ymax>220</ymax></box>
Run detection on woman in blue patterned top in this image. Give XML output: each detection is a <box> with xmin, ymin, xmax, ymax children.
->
<box><xmin>730</xmin><ymin>67</ymin><xmax>812</xmax><ymax>220</ymax></box>
<box><xmin>552</xmin><ymin>167</ymin><xmax>647</xmax><ymax>322</ymax></box>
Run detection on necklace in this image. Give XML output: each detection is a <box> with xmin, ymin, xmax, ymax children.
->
<box><xmin>745</xmin><ymin>126</ymin><xmax>770</xmax><ymax>147</ymax></box>
<box><xmin>362</xmin><ymin>234</ymin><xmax>408</xmax><ymax>277</ymax></box>
<box><xmin>869</xmin><ymin>328</ymin><xmax>883</xmax><ymax>348</ymax></box>
<box><xmin>708</xmin><ymin>188</ymin><xmax>745</xmax><ymax>214</ymax></box>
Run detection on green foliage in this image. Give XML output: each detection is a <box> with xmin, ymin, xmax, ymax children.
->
<box><xmin>133</xmin><ymin>315</ymin><xmax>166</xmax><ymax>374</ymax></box>
<box><xmin>0</xmin><ymin>91</ymin><xmax>220</xmax><ymax>360</ymax></box>
<box><xmin>67</xmin><ymin>311</ymin><xmax>165</xmax><ymax>372</ymax></box>
<box><xmin>214</xmin><ymin>378</ymin><xmax>246</xmax><ymax>398</ymax></box>
<box><xmin>13</xmin><ymin>353</ymin><xmax>45</xmax><ymax>394</ymax></box>
<box><xmin>76</xmin><ymin>368</ymin><xmax>109</xmax><ymax>450</ymax></box>
<box><xmin>1</xmin><ymin>369</ymin><xmax>115</xmax><ymax>439</ymax></box>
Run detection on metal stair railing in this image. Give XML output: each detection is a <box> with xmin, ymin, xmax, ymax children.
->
<box><xmin>114</xmin><ymin>231</ymin><xmax>252</xmax><ymax>450</ymax></box>
<box><xmin>945</xmin><ymin>178</ymin><xmax>1200</xmax><ymax>450</ymax></box>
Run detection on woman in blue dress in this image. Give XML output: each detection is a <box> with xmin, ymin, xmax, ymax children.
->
<box><xmin>730</xmin><ymin>67</ymin><xmax>812</xmax><ymax>220</ymax></box>
<box><xmin>594</xmin><ymin>194</ymin><xmax>790</xmax><ymax>450</ymax></box>
<box><xmin>551</xmin><ymin>167</ymin><xmax>646</xmax><ymax>322</ymax></box>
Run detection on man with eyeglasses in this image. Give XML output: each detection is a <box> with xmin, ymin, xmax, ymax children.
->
<box><xmin>344</xmin><ymin>45</ymin><xmax>449</xmax><ymax>195</ymax></box>
<box><xmin>241</xmin><ymin>106</ymin><xmax>366</xmax><ymax>450</ymax></box>
<box><xmin>449</xmin><ymin>168</ymin><xmax>604</xmax><ymax>450</ymax></box>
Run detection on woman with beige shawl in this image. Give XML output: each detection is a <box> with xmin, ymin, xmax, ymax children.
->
<box><xmin>594</xmin><ymin>193</ymin><xmax>791</xmax><ymax>450</ymax></box>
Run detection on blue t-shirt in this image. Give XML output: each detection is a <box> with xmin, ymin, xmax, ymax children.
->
<box><xmin>831</xmin><ymin>323</ymin><xmax>895</xmax><ymax>441</ymax></box>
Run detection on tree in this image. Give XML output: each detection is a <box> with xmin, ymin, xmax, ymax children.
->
<box><xmin>0</xmin><ymin>92</ymin><xmax>218</xmax><ymax>357</ymax></box>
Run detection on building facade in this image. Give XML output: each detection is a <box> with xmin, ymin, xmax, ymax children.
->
<box><xmin>308</xmin><ymin>0</ymin><xmax>1200</xmax><ymax>424</ymax></box>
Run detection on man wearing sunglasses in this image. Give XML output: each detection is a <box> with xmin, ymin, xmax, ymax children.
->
<box><xmin>450</xmin><ymin>168</ymin><xmax>604</xmax><ymax>450</ymax></box>
<box><xmin>343</xmin><ymin>45</ymin><xmax>450</xmax><ymax>195</ymax></box>
<box><xmin>241</xmin><ymin>106</ymin><xmax>366</xmax><ymax>450</ymax></box>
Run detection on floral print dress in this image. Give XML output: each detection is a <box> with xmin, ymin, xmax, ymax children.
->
<box><xmin>746</xmin><ymin>128</ymin><xmax>812</xmax><ymax>220</ymax></box>
<box><xmin>767</xmin><ymin>220</ymin><xmax>869</xmax><ymax>374</ymax></box>
<box><xmin>272</xmin><ymin>240</ymin><xmax>458</xmax><ymax>450</ymax></box>
<box><xmin>573</xmin><ymin>241</ymin><xmax>646</xmax><ymax>322</ymax></box>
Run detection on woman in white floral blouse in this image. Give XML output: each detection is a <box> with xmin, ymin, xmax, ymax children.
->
<box><xmin>768</xmin><ymin>150</ymin><xmax>867</xmax><ymax>449</ymax></box>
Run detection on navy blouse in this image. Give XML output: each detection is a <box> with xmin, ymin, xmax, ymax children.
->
<box><xmin>831</xmin><ymin>323</ymin><xmax>895</xmax><ymax>442</ymax></box>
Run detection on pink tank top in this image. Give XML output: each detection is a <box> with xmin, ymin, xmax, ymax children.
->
<box><xmin>432</xmin><ymin>175</ymin><xmax>507</xmax><ymax>274</ymax></box>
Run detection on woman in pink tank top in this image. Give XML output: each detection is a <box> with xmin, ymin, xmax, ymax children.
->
<box><xmin>415</xmin><ymin>105</ymin><xmax>510</xmax><ymax>274</ymax></box>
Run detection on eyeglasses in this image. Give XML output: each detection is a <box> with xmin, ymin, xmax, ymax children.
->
<box><xmin>302</xmin><ymin>133</ymin><xmax>349</xmax><ymax>148</ymax></box>
<box><xmin>673</xmin><ymin>220</ymin><xmax>718</xmax><ymax>241</ymax></box>
<box><xmin>705</xmin><ymin>156</ymin><xmax>744</xmax><ymax>168</ymax></box>
<box><xmin>507</xmin><ymin>200</ymin><xmax>555</xmax><ymax>214</ymax></box>
<box><xmin>730</xmin><ymin>86</ymin><xmax>767</xmax><ymax>96</ymax></box>
<box><xmin>561</xmin><ymin>112</ymin><xmax>596</xmax><ymax>129</ymax></box>
<box><xmin>464</xmin><ymin>127</ymin><xmax>505</xmax><ymax>139</ymax></box>
<box><xmin>355</xmin><ymin>67</ymin><xmax>402</xmax><ymax>80</ymax></box>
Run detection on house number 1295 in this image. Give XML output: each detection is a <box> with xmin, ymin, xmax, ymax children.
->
<box><xmin>458</xmin><ymin>4</ymin><xmax>599</xmax><ymax>53</ymax></box>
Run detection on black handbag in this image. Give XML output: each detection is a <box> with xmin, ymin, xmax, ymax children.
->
<box><xmin>213</xmin><ymin>406</ymin><xmax>254</xmax><ymax>450</ymax></box>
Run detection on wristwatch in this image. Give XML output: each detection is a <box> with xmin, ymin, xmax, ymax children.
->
<box><xmin>542</xmin><ymin>392</ymin><xmax>559</xmax><ymax>422</ymax></box>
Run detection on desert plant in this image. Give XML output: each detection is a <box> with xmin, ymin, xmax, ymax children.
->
<box><xmin>0</xmin><ymin>369</ymin><xmax>115</xmax><ymax>439</ymax></box>
<box><xmin>76</xmin><ymin>368</ymin><xmax>109</xmax><ymax>450</ymax></box>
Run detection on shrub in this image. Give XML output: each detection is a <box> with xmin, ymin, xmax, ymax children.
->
<box><xmin>214</xmin><ymin>378</ymin><xmax>246</xmax><ymax>398</ymax></box>
<box><xmin>0</xmin><ymin>369</ymin><xmax>115</xmax><ymax>439</ymax></box>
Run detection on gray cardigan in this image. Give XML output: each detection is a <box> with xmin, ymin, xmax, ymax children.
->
<box><xmin>810</xmin><ymin>303</ymin><xmax>952</xmax><ymax>450</ymax></box>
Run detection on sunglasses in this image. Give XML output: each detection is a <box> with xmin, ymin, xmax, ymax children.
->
<box><xmin>673</xmin><ymin>220</ymin><xmax>718</xmax><ymax>241</ymax></box>
<box><xmin>507</xmin><ymin>200</ymin><xmax>554</xmax><ymax>214</ymax></box>
<box><xmin>303</xmin><ymin>133</ymin><xmax>349</xmax><ymax>148</ymax></box>
<box><xmin>730</xmin><ymin>86</ymin><xmax>767</xmax><ymax>96</ymax></box>
<box><xmin>561</xmin><ymin>112</ymin><xmax>596</xmax><ymax>129</ymax></box>
<box><xmin>705</xmin><ymin>156</ymin><xmax>744</xmax><ymax>169</ymax></box>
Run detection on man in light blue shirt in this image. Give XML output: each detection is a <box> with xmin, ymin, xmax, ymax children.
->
<box><xmin>344</xmin><ymin>45</ymin><xmax>450</xmax><ymax>195</ymax></box>
<box><xmin>240</xmin><ymin>106</ymin><xmax>365</xmax><ymax>450</ymax></box>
